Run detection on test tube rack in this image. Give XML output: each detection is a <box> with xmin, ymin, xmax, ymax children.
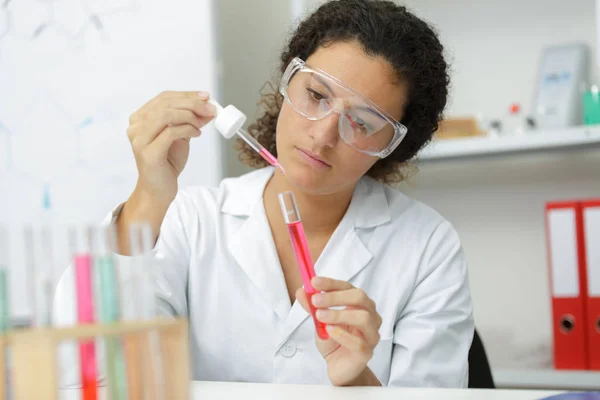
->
<box><xmin>0</xmin><ymin>318</ymin><xmax>189</xmax><ymax>400</ymax></box>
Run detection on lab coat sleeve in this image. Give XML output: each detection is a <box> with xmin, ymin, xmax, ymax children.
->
<box><xmin>387</xmin><ymin>220</ymin><xmax>474</xmax><ymax>388</ymax></box>
<box><xmin>52</xmin><ymin>191</ymin><xmax>194</xmax><ymax>387</ymax></box>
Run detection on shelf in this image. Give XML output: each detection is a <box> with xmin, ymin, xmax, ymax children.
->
<box><xmin>493</xmin><ymin>368</ymin><xmax>600</xmax><ymax>390</ymax></box>
<box><xmin>419</xmin><ymin>126</ymin><xmax>600</xmax><ymax>161</ymax></box>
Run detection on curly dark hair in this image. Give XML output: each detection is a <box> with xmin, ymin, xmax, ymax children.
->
<box><xmin>237</xmin><ymin>0</ymin><xmax>449</xmax><ymax>184</ymax></box>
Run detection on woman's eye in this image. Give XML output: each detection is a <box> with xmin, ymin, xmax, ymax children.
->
<box><xmin>354</xmin><ymin>117</ymin><xmax>366</xmax><ymax>127</ymax></box>
<box><xmin>307</xmin><ymin>88</ymin><xmax>326</xmax><ymax>101</ymax></box>
<box><xmin>350</xmin><ymin>115</ymin><xmax>369</xmax><ymax>130</ymax></box>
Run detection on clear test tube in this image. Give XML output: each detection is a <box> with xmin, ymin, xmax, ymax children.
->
<box><xmin>0</xmin><ymin>226</ymin><xmax>9</xmax><ymax>334</ymax></box>
<box><xmin>23</xmin><ymin>226</ymin><xmax>37</xmax><ymax>326</ymax></box>
<box><xmin>0</xmin><ymin>226</ymin><xmax>10</xmax><ymax>400</ymax></box>
<box><xmin>21</xmin><ymin>224</ymin><xmax>54</xmax><ymax>400</ymax></box>
<box><xmin>128</xmin><ymin>222</ymin><xmax>164</xmax><ymax>400</ymax></box>
<box><xmin>128</xmin><ymin>223</ymin><xmax>156</xmax><ymax>319</ymax></box>
<box><xmin>39</xmin><ymin>226</ymin><xmax>54</xmax><ymax>327</ymax></box>
<box><xmin>24</xmin><ymin>225</ymin><xmax>53</xmax><ymax>328</ymax></box>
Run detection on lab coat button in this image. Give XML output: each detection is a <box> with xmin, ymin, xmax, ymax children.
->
<box><xmin>280</xmin><ymin>342</ymin><xmax>297</xmax><ymax>357</ymax></box>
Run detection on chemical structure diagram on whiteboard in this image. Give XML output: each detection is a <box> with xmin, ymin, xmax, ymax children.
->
<box><xmin>0</xmin><ymin>0</ymin><xmax>141</xmax><ymax>224</ymax></box>
<box><xmin>0</xmin><ymin>0</ymin><xmax>139</xmax><ymax>47</ymax></box>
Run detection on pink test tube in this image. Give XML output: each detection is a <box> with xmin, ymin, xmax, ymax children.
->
<box><xmin>69</xmin><ymin>226</ymin><xmax>97</xmax><ymax>400</ymax></box>
<box><xmin>278</xmin><ymin>191</ymin><xmax>329</xmax><ymax>340</ymax></box>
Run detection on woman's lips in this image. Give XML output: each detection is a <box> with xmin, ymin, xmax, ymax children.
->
<box><xmin>296</xmin><ymin>147</ymin><xmax>332</xmax><ymax>169</ymax></box>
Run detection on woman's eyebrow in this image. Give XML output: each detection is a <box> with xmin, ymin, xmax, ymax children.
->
<box><xmin>313</xmin><ymin>74</ymin><xmax>335</xmax><ymax>94</ymax></box>
<box><xmin>312</xmin><ymin>72</ymin><xmax>387</xmax><ymax>120</ymax></box>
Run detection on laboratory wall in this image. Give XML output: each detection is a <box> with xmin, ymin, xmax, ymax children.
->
<box><xmin>0</xmin><ymin>0</ymin><xmax>223</xmax><ymax>318</ymax></box>
<box><xmin>397</xmin><ymin>0</ymin><xmax>600</xmax><ymax>370</ymax></box>
<box><xmin>216</xmin><ymin>0</ymin><xmax>294</xmax><ymax>178</ymax></box>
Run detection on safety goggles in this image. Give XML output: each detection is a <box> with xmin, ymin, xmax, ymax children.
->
<box><xmin>279</xmin><ymin>57</ymin><xmax>407</xmax><ymax>158</ymax></box>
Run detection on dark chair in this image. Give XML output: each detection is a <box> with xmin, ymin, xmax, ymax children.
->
<box><xmin>468</xmin><ymin>328</ymin><xmax>495</xmax><ymax>388</ymax></box>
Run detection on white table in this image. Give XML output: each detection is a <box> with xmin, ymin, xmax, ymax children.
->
<box><xmin>494</xmin><ymin>369</ymin><xmax>600</xmax><ymax>390</ymax></box>
<box><xmin>61</xmin><ymin>381</ymin><xmax>566</xmax><ymax>399</ymax></box>
<box><xmin>191</xmin><ymin>381</ymin><xmax>564</xmax><ymax>399</ymax></box>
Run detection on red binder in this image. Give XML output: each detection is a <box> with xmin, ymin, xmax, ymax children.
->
<box><xmin>582</xmin><ymin>199</ymin><xmax>600</xmax><ymax>370</ymax></box>
<box><xmin>545</xmin><ymin>201</ymin><xmax>588</xmax><ymax>370</ymax></box>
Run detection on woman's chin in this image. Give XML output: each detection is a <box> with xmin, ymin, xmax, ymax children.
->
<box><xmin>282</xmin><ymin>166</ymin><xmax>337</xmax><ymax>195</ymax></box>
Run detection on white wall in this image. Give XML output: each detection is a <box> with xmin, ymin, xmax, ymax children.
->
<box><xmin>397</xmin><ymin>0</ymin><xmax>600</xmax><ymax>369</ymax></box>
<box><xmin>0</xmin><ymin>0</ymin><xmax>222</xmax><ymax>318</ymax></box>
<box><xmin>401</xmin><ymin>0</ymin><xmax>598</xmax><ymax>120</ymax></box>
<box><xmin>402</xmin><ymin>151</ymin><xmax>600</xmax><ymax>369</ymax></box>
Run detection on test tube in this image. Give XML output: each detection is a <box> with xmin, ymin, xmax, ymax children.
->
<box><xmin>23</xmin><ymin>227</ymin><xmax>37</xmax><ymax>325</ymax></box>
<box><xmin>120</xmin><ymin>223</ymin><xmax>143</xmax><ymax>400</ymax></box>
<box><xmin>69</xmin><ymin>226</ymin><xmax>98</xmax><ymax>400</ymax></box>
<box><xmin>0</xmin><ymin>226</ymin><xmax>9</xmax><ymax>335</ymax></box>
<box><xmin>94</xmin><ymin>225</ymin><xmax>128</xmax><ymax>400</ymax></box>
<box><xmin>278</xmin><ymin>192</ymin><xmax>329</xmax><ymax>340</ymax></box>
<box><xmin>129</xmin><ymin>222</ymin><xmax>165</xmax><ymax>400</ymax></box>
<box><xmin>40</xmin><ymin>226</ymin><xmax>54</xmax><ymax>327</ymax></box>
<box><xmin>129</xmin><ymin>223</ymin><xmax>156</xmax><ymax>319</ymax></box>
<box><xmin>24</xmin><ymin>226</ymin><xmax>53</xmax><ymax>327</ymax></box>
<box><xmin>0</xmin><ymin>226</ymin><xmax>10</xmax><ymax>400</ymax></box>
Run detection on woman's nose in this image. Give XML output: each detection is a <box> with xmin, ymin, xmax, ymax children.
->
<box><xmin>308</xmin><ymin>112</ymin><xmax>339</xmax><ymax>148</ymax></box>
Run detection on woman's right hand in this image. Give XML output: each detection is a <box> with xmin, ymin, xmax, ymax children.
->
<box><xmin>127</xmin><ymin>90</ymin><xmax>216</xmax><ymax>204</ymax></box>
<box><xmin>117</xmin><ymin>91</ymin><xmax>216</xmax><ymax>254</ymax></box>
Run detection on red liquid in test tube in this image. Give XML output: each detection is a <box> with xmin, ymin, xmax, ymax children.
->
<box><xmin>74</xmin><ymin>255</ymin><xmax>98</xmax><ymax>400</ymax></box>
<box><xmin>70</xmin><ymin>227</ymin><xmax>98</xmax><ymax>400</ymax></box>
<box><xmin>278</xmin><ymin>192</ymin><xmax>328</xmax><ymax>340</ymax></box>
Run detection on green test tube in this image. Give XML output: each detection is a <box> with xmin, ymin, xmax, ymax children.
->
<box><xmin>95</xmin><ymin>225</ymin><xmax>128</xmax><ymax>400</ymax></box>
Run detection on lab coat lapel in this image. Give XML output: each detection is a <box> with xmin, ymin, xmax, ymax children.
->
<box><xmin>224</xmin><ymin>168</ymin><xmax>292</xmax><ymax>321</ymax></box>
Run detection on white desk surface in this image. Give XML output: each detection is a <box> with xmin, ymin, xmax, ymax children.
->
<box><xmin>494</xmin><ymin>368</ymin><xmax>600</xmax><ymax>390</ymax></box>
<box><xmin>61</xmin><ymin>381</ymin><xmax>566</xmax><ymax>399</ymax></box>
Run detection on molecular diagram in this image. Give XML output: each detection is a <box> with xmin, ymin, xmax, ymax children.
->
<box><xmin>1</xmin><ymin>90</ymin><xmax>128</xmax><ymax>191</ymax></box>
<box><xmin>0</xmin><ymin>1</ymin><xmax>139</xmax><ymax>213</ymax></box>
<box><xmin>0</xmin><ymin>0</ymin><xmax>139</xmax><ymax>45</ymax></box>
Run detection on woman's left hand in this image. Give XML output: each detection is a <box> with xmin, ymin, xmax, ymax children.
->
<box><xmin>295</xmin><ymin>276</ymin><xmax>383</xmax><ymax>386</ymax></box>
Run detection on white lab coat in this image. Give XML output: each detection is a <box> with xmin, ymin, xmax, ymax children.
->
<box><xmin>53</xmin><ymin>167</ymin><xmax>474</xmax><ymax>387</ymax></box>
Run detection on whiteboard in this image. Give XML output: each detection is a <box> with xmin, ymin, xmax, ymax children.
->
<box><xmin>0</xmin><ymin>0</ymin><xmax>223</xmax><ymax>318</ymax></box>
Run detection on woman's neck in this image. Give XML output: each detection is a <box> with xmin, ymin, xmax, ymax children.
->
<box><xmin>263</xmin><ymin>169</ymin><xmax>355</xmax><ymax>236</ymax></box>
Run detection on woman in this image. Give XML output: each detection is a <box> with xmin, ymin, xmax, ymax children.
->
<box><xmin>55</xmin><ymin>0</ymin><xmax>473</xmax><ymax>388</ymax></box>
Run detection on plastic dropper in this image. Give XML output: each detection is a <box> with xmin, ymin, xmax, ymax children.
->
<box><xmin>209</xmin><ymin>99</ymin><xmax>285</xmax><ymax>174</ymax></box>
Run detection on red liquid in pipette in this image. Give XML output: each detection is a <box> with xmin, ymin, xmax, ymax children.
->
<box><xmin>259</xmin><ymin>148</ymin><xmax>285</xmax><ymax>175</ymax></box>
<box><xmin>287</xmin><ymin>221</ymin><xmax>329</xmax><ymax>340</ymax></box>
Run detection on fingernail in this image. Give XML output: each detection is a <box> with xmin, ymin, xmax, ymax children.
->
<box><xmin>205</xmin><ymin>103</ymin><xmax>216</xmax><ymax>115</ymax></box>
<box><xmin>311</xmin><ymin>294</ymin><xmax>324</xmax><ymax>307</ymax></box>
<box><xmin>311</xmin><ymin>277</ymin><xmax>322</xmax><ymax>287</ymax></box>
<box><xmin>316</xmin><ymin>309</ymin><xmax>329</xmax><ymax>321</ymax></box>
<box><xmin>326</xmin><ymin>325</ymin><xmax>341</xmax><ymax>337</ymax></box>
<box><xmin>198</xmin><ymin>91</ymin><xmax>209</xmax><ymax>99</ymax></box>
